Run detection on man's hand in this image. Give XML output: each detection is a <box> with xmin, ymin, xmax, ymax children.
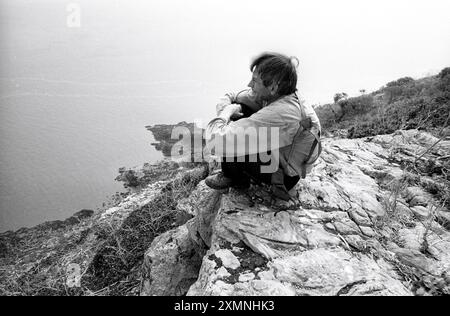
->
<box><xmin>219</xmin><ymin>104</ymin><xmax>243</xmax><ymax>122</ymax></box>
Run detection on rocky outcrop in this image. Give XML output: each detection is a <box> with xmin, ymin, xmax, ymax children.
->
<box><xmin>141</xmin><ymin>129</ymin><xmax>450</xmax><ymax>296</ymax></box>
<box><xmin>141</xmin><ymin>224</ymin><xmax>202</xmax><ymax>296</ymax></box>
<box><xmin>115</xmin><ymin>160</ymin><xmax>182</xmax><ymax>188</ymax></box>
<box><xmin>185</xmin><ymin>189</ymin><xmax>411</xmax><ymax>296</ymax></box>
<box><xmin>146</xmin><ymin>121</ymin><xmax>205</xmax><ymax>161</ymax></box>
<box><xmin>141</xmin><ymin>181</ymin><xmax>221</xmax><ymax>296</ymax></box>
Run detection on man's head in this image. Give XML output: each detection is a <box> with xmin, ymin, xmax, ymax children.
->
<box><xmin>248</xmin><ymin>52</ymin><xmax>299</xmax><ymax>101</ymax></box>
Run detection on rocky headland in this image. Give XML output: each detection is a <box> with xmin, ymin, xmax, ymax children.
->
<box><xmin>146</xmin><ymin>121</ymin><xmax>205</xmax><ymax>161</ymax></box>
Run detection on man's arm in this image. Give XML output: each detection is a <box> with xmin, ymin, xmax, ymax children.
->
<box><xmin>206</xmin><ymin>104</ymin><xmax>289</xmax><ymax>157</ymax></box>
<box><xmin>216</xmin><ymin>89</ymin><xmax>263</xmax><ymax>116</ymax></box>
<box><xmin>216</xmin><ymin>92</ymin><xmax>238</xmax><ymax>116</ymax></box>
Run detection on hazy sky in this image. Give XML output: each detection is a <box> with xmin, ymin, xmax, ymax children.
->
<box><xmin>1</xmin><ymin>0</ymin><xmax>450</xmax><ymax>106</ymax></box>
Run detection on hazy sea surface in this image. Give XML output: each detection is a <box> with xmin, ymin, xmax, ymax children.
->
<box><xmin>0</xmin><ymin>86</ymin><xmax>163</xmax><ymax>232</ymax></box>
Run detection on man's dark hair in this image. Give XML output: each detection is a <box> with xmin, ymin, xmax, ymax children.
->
<box><xmin>250</xmin><ymin>52</ymin><xmax>299</xmax><ymax>96</ymax></box>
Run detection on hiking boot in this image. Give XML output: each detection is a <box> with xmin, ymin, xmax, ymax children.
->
<box><xmin>205</xmin><ymin>172</ymin><xmax>233</xmax><ymax>190</ymax></box>
<box><xmin>271</xmin><ymin>196</ymin><xmax>300</xmax><ymax>213</ymax></box>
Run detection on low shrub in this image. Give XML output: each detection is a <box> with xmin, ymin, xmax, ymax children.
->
<box><xmin>320</xmin><ymin>67</ymin><xmax>450</xmax><ymax>139</ymax></box>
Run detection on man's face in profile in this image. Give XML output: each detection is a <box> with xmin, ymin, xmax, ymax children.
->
<box><xmin>248</xmin><ymin>71</ymin><xmax>274</xmax><ymax>102</ymax></box>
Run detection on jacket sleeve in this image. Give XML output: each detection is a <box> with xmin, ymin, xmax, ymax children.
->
<box><xmin>206</xmin><ymin>106</ymin><xmax>288</xmax><ymax>157</ymax></box>
<box><xmin>216</xmin><ymin>89</ymin><xmax>263</xmax><ymax>116</ymax></box>
<box><xmin>216</xmin><ymin>92</ymin><xmax>237</xmax><ymax>116</ymax></box>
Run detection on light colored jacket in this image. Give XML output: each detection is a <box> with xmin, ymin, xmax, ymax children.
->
<box><xmin>205</xmin><ymin>89</ymin><xmax>321</xmax><ymax>177</ymax></box>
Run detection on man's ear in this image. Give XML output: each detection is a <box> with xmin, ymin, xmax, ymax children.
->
<box><xmin>269</xmin><ymin>82</ymin><xmax>278</xmax><ymax>95</ymax></box>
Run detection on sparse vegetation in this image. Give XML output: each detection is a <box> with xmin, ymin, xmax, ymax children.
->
<box><xmin>0</xmin><ymin>165</ymin><xmax>208</xmax><ymax>296</ymax></box>
<box><xmin>318</xmin><ymin>67</ymin><xmax>450</xmax><ymax>139</ymax></box>
<box><xmin>374</xmin><ymin>175</ymin><xmax>414</xmax><ymax>240</ymax></box>
<box><xmin>81</xmin><ymin>167</ymin><xmax>208</xmax><ymax>294</ymax></box>
<box><xmin>339</xmin><ymin>94</ymin><xmax>375</xmax><ymax>119</ymax></box>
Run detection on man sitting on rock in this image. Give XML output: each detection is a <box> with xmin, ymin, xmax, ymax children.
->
<box><xmin>204</xmin><ymin>52</ymin><xmax>321</xmax><ymax>202</ymax></box>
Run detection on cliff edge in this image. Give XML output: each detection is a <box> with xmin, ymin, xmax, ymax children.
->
<box><xmin>1</xmin><ymin>129</ymin><xmax>449</xmax><ymax>296</ymax></box>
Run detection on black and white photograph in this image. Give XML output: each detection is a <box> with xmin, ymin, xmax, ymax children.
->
<box><xmin>0</xmin><ymin>0</ymin><xmax>449</xmax><ymax>299</ymax></box>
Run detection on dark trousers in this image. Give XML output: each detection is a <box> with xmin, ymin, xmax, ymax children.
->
<box><xmin>221</xmin><ymin>155</ymin><xmax>299</xmax><ymax>191</ymax></box>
